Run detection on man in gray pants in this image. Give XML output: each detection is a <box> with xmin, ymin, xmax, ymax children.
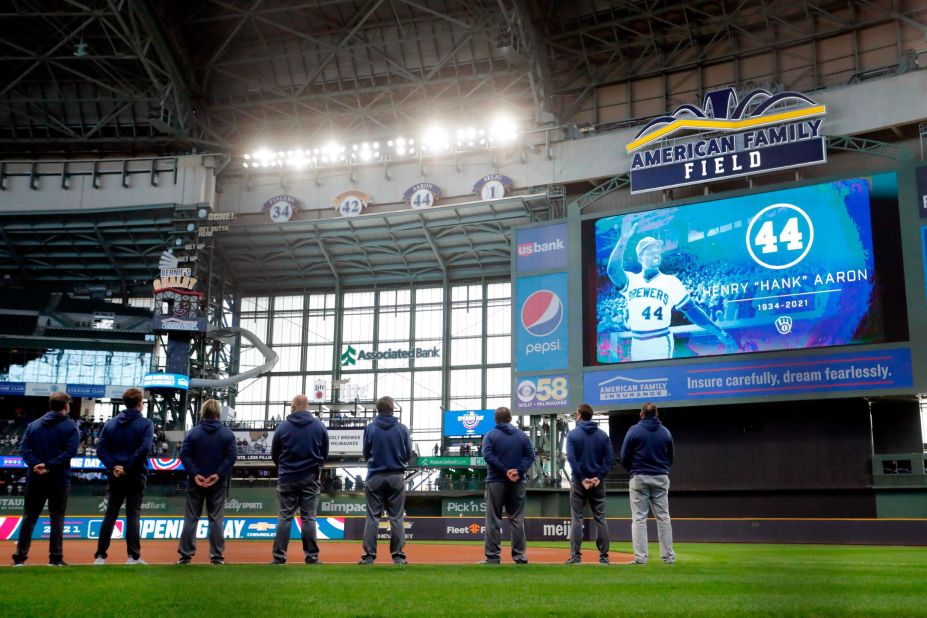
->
<box><xmin>480</xmin><ymin>407</ymin><xmax>536</xmax><ymax>564</ymax></box>
<box><xmin>359</xmin><ymin>396</ymin><xmax>413</xmax><ymax>565</ymax></box>
<box><xmin>620</xmin><ymin>402</ymin><xmax>675</xmax><ymax>565</ymax></box>
<box><xmin>565</xmin><ymin>403</ymin><xmax>615</xmax><ymax>565</ymax></box>
<box><xmin>177</xmin><ymin>399</ymin><xmax>237</xmax><ymax>564</ymax></box>
<box><xmin>270</xmin><ymin>394</ymin><xmax>329</xmax><ymax>564</ymax></box>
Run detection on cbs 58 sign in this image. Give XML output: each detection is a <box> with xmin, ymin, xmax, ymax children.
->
<box><xmin>514</xmin><ymin>374</ymin><xmax>569</xmax><ymax>411</ymax></box>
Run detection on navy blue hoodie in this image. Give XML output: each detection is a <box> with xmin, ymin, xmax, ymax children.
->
<box><xmin>620</xmin><ymin>416</ymin><xmax>674</xmax><ymax>477</ymax></box>
<box><xmin>566</xmin><ymin>420</ymin><xmax>615</xmax><ymax>484</ymax></box>
<box><xmin>180</xmin><ymin>419</ymin><xmax>237</xmax><ymax>482</ymax></box>
<box><xmin>271</xmin><ymin>411</ymin><xmax>329</xmax><ymax>483</ymax></box>
<box><xmin>363</xmin><ymin>414</ymin><xmax>412</xmax><ymax>477</ymax></box>
<box><xmin>96</xmin><ymin>409</ymin><xmax>154</xmax><ymax>478</ymax></box>
<box><xmin>20</xmin><ymin>412</ymin><xmax>79</xmax><ymax>485</ymax></box>
<box><xmin>482</xmin><ymin>423</ymin><xmax>536</xmax><ymax>484</ymax></box>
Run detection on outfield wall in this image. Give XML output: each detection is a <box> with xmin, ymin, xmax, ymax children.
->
<box><xmin>3</xmin><ymin>514</ymin><xmax>927</xmax><ymax>546</ymax></box>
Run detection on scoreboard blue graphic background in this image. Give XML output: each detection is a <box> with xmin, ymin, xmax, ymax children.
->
<box><xmin>590</xmin><ymin>174</ymin><xmax>896</xmax><ymax>364</ymax></box>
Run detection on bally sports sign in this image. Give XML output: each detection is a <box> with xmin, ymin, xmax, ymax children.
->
<box><xmin>628</xmin><ymin>87</ymin><xmax>826</xmax><ymax>194</ymax></box>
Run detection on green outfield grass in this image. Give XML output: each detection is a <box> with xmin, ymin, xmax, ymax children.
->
<box><xmin>2</xmin><ymin>543</ymin><xmax>926</xmax><ymax>617</ymax></box>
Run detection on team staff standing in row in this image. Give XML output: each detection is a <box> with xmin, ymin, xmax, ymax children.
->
<box><xmin>480</xmin><ymin>406</ymin><xmax>536</xmax><ymax>565</ymax></box>
<box><xmin>11</xmin><ymin>392</ymin><xmax>79</xmax><ymax>567</ymax></box>
<box><xmin>177</xmin><ymin>399</ymin><xmax>237</xmax><ymax>565</ymax></box>
<box><xmin>94</xmin><ymin>388</ymin><xmax>154</xmax><ymax>565</ymax></box>
<box><xmin>565</xmin><ymin>403</ymin><xmax>615</xmax><ymax>565</ymax></box>
<box><xmin>358</xmin><ymin>396</ymin><xmax>413</xmax><ymax>565</ymax></box>
<box><xmin>270</xmin><ymin>394</ymin><xmax>329</xmax><ymax>565</ymax></box>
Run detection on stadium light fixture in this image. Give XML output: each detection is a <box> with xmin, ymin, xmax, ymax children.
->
<box><xmin>242</xmin><ymin>117</ymin><xmax>521</xmax><ymax>170</ymax></box>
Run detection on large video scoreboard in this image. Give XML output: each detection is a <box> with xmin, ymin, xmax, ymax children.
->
<box><xmin>512</xmin><ymin>167</ymin><xmax>927</xmax><ymax>412</ymax></box>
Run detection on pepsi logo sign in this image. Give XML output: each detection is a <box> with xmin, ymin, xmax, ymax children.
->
<box><xmin>521</xmin><ymin>290</ymin><xmax>563</xmax><ymax>337</ymax></box>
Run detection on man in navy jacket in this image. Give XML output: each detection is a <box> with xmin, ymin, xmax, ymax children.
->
<box><xmin>177</xmin><ymin>399</ymin><xmax>237</xmax><ymax>565</ymax></box>
<box><xmin>620</xmin><ymin>402</ymin><xmax>676</xmax><ymax>565</ymax></box>
<box><xmin>94</xmin><ymin>387</ymin><xmax>154</xmax><ymax>565</ymax></box>
<box><xmin>359</xmin><ymin>396</ymin><xmax>413</xmax><ymax>565</ymax></box>
<box><xmin>480</xmin><ymin>406</ymin><xmax>536</xmax><ymax>564</ymax></box>
<box><xmin>565</xmin><ymin>403</ymin><xmax>615</xmax><ymax>565</ymax></box>
<box><xmin>270</xmin><ymin>394</ymin><xmax>329</xmax><ymax>564</ymax></box>
<box><xmin>12</xmin><ymin>391</ymin><xmax>78</xmax><ymax>566</ymax></box>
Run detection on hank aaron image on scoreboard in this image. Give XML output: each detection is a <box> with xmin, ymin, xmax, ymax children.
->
<box><xmin>606</xmin><ymin>215</ymin><xmax>737</xmax><ymax>361</ymax></box>
<box><xmin>592</xmin><ymin>175</ymin><xmax>896</xmax><ymax>365</ymax></box>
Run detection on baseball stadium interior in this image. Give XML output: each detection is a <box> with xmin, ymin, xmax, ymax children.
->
<box><xmin>3</xmin><ymin>0</ymin><xmax>927</xmax><ymax>552</ymax></box>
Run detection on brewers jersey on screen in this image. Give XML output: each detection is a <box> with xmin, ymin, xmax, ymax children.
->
<box><xmin>623</xmin><ymin>271</ymin><xmax>689</xmax><ymax>360</ymax></box>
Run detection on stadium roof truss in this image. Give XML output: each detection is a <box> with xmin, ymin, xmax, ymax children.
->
<box><xmin>0</xmin><ymin>204</ymin><xmax>178</xmax><ymax>294</ymax></box>
<box><xmin>3</xmin><ymin>1</ymin><xmax>925</xmax><ymax>157</ymax></box>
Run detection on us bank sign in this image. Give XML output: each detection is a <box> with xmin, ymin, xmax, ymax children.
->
<box><xmin>628</xmin><ymin>87</ymin><xmax>826</xmax><ymax>194</ymax></box>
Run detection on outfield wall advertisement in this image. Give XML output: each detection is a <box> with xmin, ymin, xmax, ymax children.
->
<box><xmin>0</xmin><ymin>516</ymin><xmax>345</xmax><ymax>541</ymax></box>
<box><xmin>583</xmin><ymin>348</ymin><xmax>913</xmax><ymax>406</ymax></box>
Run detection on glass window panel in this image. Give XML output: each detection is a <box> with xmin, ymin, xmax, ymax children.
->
<box><xmin>413</xmin><ymin>433</ymin><xmax>442</xmax><ymax>454</ymax></box>
<box><xmin>239</xmin><ymin>346</ymin><xmax>265</xmax><ymax>370</ymax></box>
<box><xmin>272</xmin><ymin>315</ymin><xmax>303</xmax><ymax>345</ymax></box>
<box><xmin>485</xmin><ymin>397</ymin><xmax>511</xmax><ymax>412</ymax></box>
<box><xmin>487</xmin><ymin>282</ymin><xmax>511</xmax><ymax>299</ymax></box>
<box><xmin>343</xmin><ymin>310</ymin><xmax>374</xmax><ymax>342</ymax></box>
<box><xmin>268</xmin><ymin>375</ymin><xmax>304</xmax><ymax>405</ymax></box>
<box><xmin>275</xmin><ymin>346</ymin><xmax>302</xmax><ymax>372</ymax></box>
<box><xmin>275</xmin><ymin>295</ymin><xmax>303</xmax><ymax>311</ymax></box>
<box><xmin>450</xmin><ymin>368</ymin><xmax>482</xmax><ymax>399</ymax></box>
<box><xmin>486</xmin><ymin>336</ymin><xmax>511</xmax><ymax>364</ymax></box>
<box><xmin>338</xmin><ymin>372</ymin><xmax>375</xmax><ymax>402</ymax></box>
<box><xmin>306</xmin><ymin>345</ymin><xmax>334</xmax><ymax>372</ymax></box>
<box><xmin>451</xmin><ymin>306</ymin><xmax>483</xmax><ymax>338</ymax></box>
<box><xmin>451</xmin><ymin>337</ymin><xmax>482</xmax><ymax>366</ymax></box>
<box><xmin>409</xmin><ymin>370</ymin><xmax>442</xmax><ymax>399</ymax></box>
<box><xmin>486</xmin><ymin>302</ymin><xmax>511</xmax><ymax>335</ymax></box>
<box><xmin>410</xmin><ymin>405</ymin><xmax>442</xmax><ymax>432</ymax></box>
<box><xmin>448</xmin><ymin>397</ymin><xmax>482</xmax><ymax>411</ymax></box>
<box><xmin>239</xmin><ymin>317</ymin><xmax>267</xmax><ymax>340</ymax></box>
<box><xmin>306</xmin><ymin>315</ymin><xmax>334</xmax><ymax>343</ymax></box>
<box><xmin>232</xmin><ymin>403</ymin><xmax>266</xmax><ymax>423</ymax></box>
<box><xmin>378</xmin><ymin>309</ymin><xmax>410</xmax><ymax>342</ymax></box>
<box><xmin>241</xmin><ymin>297</ymin><xmax>270</xmax><ymax>313</ymax></box>
<box><xmin>451</xmin><ymin>284</ymin><xmax>483</xmax><ymax>302</ymax></box>
<box><xmin>486</xmin><ymin>367</ymin><xmax>511</xmax><ymax>397</ymax></box>
<box><xmin>415</xmin><ymin>287</ymin><xmax>443</xmax><ymax>304</ymax></box>
<box><xmin>308</xmin><ymin>293</ymin><xmax>335</xmax><ymax>310</ymax></box>
<box><xmin>376</xmin><ymin>372</ymin><xmax>412</xmax><ymax>403</ymax></box>
<box><xmin>235</xmin><ymin>376</ymin><xmax>268</xmax><ymax>403</ymax></box>
<box><xmin>413</xmin><ymin>305</ymin><xmax>443</xmax><ymax>339</ymax></box>
<box><xmin>344</xmin><ymin>291</ymin><xmax>375</xmax><ymax>308</ymax></box>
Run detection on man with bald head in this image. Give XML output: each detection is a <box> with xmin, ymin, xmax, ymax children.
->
<box><xmin>270</xmin><ymin>394</ymin><xmax>329</xmax><ymax>564</ymax></box>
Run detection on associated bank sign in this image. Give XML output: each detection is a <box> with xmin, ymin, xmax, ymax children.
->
<box><xmin>628</xmin><ymin>87</ymin><xmax>826</xmax><ymax>194</ymax></box>
<box><xmin>341</xmin><ymin>344</ymin><xmax>439</xmax><ymax>366</ymax></box>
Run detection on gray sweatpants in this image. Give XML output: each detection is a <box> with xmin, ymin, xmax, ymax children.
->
<box><xmin>177</xmin><ymin>482</ymin><xmax>227</xmax><ymax>560</ymax></box>
<box><xmin>629</xmin><ymin>474</ymin><xmax>675</xmax><ymax>564</ymax></box>
<box><xmin>483</xmin><ymin>481</ymin><xmax>527</xmax><ymax>562</ymax></box>
<box><xmin>272</xmin><ymin>475</ymin><xmax>321</xmax><ymax>563</ymax></box>
<box><xmin>569</xmin><ymin>481</ymin><xmax>609</xmax><ymax>560</ymax></box>
<box><xmin>361</xmin><ymin>472</ymin><xmax>407</xmax><ymax>561</ymax></box>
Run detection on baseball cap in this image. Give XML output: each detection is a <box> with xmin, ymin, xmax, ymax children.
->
<box><xmin>635</xmin><ymin>236</ymin><xmax>663</xmax><ymax>257</ymax></box>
